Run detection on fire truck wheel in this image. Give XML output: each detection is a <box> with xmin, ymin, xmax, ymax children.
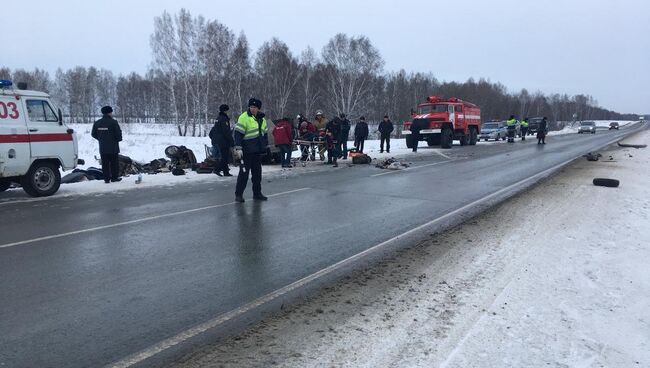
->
<box><xmin>0</xmin><ymin>180</ymin><xmax>11</xmax><ymax>192</ymax></box>
<box><xmin>469</xmin><ymin>128</ymin><xmax>478</xmax><ymax>145</ymax></box>
<box><xmin>21</xmin><ymin>161</ymin><xmax>61</xmax><ymax>197</ymax></box>
<box><xmin>441</xmin><ymin>129</ymin><xmax>453</xmax><ymax>149</ymax></box>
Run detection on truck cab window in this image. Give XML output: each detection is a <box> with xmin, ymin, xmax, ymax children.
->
<box><xmin>26</xmin><ymin>100</ymin><xmax>59</xmax><ymax>122</ymax></box>
<box><xmin>456</xmin><ymin>105</ymin><xmax>463</xmax><ymax>113</ymax></box>
<box><xmin>448</xmin><ymin>105</ymin><xmax>454</xmax><ymax>114</ymax></box>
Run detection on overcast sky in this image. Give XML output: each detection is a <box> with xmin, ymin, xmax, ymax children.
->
<box><xmin>2</xmin><ymin>0</ymin><xmax>648</xmax><ymax>113</ymax></box>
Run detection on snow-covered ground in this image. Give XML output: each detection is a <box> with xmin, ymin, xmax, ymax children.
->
<box><xmin>169</xmin><ymin>130</ymin><xmax>650</xmax><ymax>368</ymax></box>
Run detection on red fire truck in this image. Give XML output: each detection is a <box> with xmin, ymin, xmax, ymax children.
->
<box><xmin>403</xmin><ymin>96</ymin><xmax>481</xmax><ymax>149</ymax></box>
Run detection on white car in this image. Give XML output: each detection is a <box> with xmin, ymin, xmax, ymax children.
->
<box><xmin>578</xmin><ymin>121</ymin><xmax>596</xmax><ymax>134</ymax></box>
<box><xmin>0</xmin><ymin>80</ymin><xmax>81</xmax><ymax>196</ymax></box>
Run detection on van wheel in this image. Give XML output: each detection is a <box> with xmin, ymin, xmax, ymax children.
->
<box><xmin>0</xmin><ymin>180</ymin><xmax>11</xmax><ymax>192</ymax></box>
<box><xmin>21</xmin><ymin>162</ymin><xmax>61</xmax><ymax>197</ymax></box>
<box><xmin>441</xmin><ymin>128</ymin><xmax>453</xmax><ymax>149</ymax></box>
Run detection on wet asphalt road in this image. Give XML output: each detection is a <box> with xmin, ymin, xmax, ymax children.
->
<box><xmin>0</xmin><ymin>125</ymin><xmax>645</xmax><ymax>368</ymax></box>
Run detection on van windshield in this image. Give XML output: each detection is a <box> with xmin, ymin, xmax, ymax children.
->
<box><xmin>581</xmin><ymin>121</ymin><xmax>595</xmax><ymax>126</ymax></box>
<box><xmin>418</xmin><ymin>104</ymin><xmax>448</xmax><ymax>114</ymax></box>
<box><xmin>482</xmin><ymin>123</ymin><xmax>499</xmax><ymax>129</ymax></box>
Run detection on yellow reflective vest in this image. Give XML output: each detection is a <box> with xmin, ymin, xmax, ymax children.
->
<box><xmin>234</xmin><ymin>111</ymin><xmax>268</xmax><ymax>154</ymax></box>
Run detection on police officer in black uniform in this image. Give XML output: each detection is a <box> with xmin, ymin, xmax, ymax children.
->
<box><xmin>92</xmin><ymin>106</ymin><xmax>123</xmax><ymax>183</ymax></box>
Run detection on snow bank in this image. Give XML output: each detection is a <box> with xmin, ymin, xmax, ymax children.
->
<box><xmin>167</xmin><ymin>130</ymin><xmax>650</xmax><ymax>368</ymax></box>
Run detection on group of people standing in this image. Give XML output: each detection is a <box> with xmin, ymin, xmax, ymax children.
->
<box><xmin>209</xmin><ymin>98</ymin><xmax>269</xmax><ymax>203</ymax></box>
<box><xmin>506</xmin><ymin>115</ymin><xmax>548</xmax><ymax>144</ymax></box>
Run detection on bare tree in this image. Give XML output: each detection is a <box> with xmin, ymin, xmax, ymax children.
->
<box><xmin>299</xmin><ymin>46</ymin><xmax>320</xmax><ymax>117</ymax></box>
<box><xmin>321</xmin><ymin>34</ymin><xmax>384</xmax><ymax>116</ymax></box>
<box><xmin>254</xmin><ymin>38</ymin><xmax>302</xmax><ymax>119</ymax></box>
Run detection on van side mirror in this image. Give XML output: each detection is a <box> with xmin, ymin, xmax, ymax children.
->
<box><xmin>58</xmin><ymin>108</ymin><xmax>63</xmax><ymax>125</ymax></box>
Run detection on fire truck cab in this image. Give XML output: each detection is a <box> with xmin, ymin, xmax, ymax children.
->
<box><xmin>0</xmin><ymin>80</ymin><xmax>81</xmax><ymax>197</ymax></box>
<box><xmin>403</xmin><ymin>96</ymin><xmax>481</xmax><ymax>149</ymax></box>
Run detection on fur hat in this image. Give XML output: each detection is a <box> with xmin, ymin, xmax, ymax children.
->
<box><xmin>219</xmin><ymin>104</ymin><xmax>229</xmax><ymax>112</ymax></box>
<box><xmin>248</xmin><ymin>98</ymin><xmax>262</xmax><ymax>109</ymax></box>
<box><xmin>101</xmin><ymin>106</ymin><xmax>113</xmax><ymax>115</ymax></box>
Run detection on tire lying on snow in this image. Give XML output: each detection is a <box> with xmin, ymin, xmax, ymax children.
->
<box><xmin>593</xmin><ymin>178</ymin><xmax>619</xmax><ymax>188</ymax></box>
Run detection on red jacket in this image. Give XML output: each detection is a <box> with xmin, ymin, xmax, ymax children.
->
<box><xmin>299</xmin><ymin>120</ymin><xmax>316</xmax><ymax>136</ymax></box>
<box><xmin>273</xmin><ymin>120</ymin><xmax>293</xmax><ymax>146</ymax></box>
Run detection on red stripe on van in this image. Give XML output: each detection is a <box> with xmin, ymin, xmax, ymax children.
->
<box><xmin>0</xmin><ymin>133</ymin><xmax>73</xmax><ymax>143</ymax></box>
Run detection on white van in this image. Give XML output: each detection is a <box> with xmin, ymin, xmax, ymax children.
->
<box><xmin>0</xmin><ymin>80</ymin><xmax>81</xmax><ymax>197</ymax></box>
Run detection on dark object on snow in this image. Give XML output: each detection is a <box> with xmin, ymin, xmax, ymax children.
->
<box><xmin>584</xmin><ymin>152</ymin><xmax>602</xmax><ymax>161</ymax></box>
<box><xmin>352</xmin><ymin>154</ymin><xmax>372</xmax><ymax>164</ymax></box>
<box><xmin>593</xmin><ymin>178</ymin><xmax>619</xmax><ymax>187</ymax></box>
<box><xmin>172</xmin><ymin>167</ymin><xmax>186</xmax><ymax>176</ymax></box>
<box><xmin>375</xmin><ymin>157</ymin><xmax>410</xmax><ymax>169</ymax></box>
<box><xmin>141</xmin><ymin>158</ymin><xmax>169</xmax><ymax>174</ymax></box>
<box><xmin>195</xmin><ymin>161</ymin><xmax>215</xmax><ymax>174</ymax></box>
<box><xmin>617</xmin><ymin>142</ymin><xmax>647</xmax><ymax>149</ymax></box>
<box><xmin>61</xmin><ymin>171</ymin><xmax>91</xmax><ymax>184</ymax></box>
<box><xmin>85</xmin><ymin>167</ymin><xmax>104</xmax><ymax>180</ymax></box>
<box><xmin>165</xmin><ymin>145</ymin><xmax>197</xmax><ymax>170</ymax></box>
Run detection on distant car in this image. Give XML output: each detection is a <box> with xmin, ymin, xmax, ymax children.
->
<box><xmin>479</xmin><ymin>121</ymin><xmax>507</xmax><ymax>141</ymax></box>
<box><xmin>578</xmin><ymin>121</ymin><xmax>596</xmax><ymax>134</ymax></box>
<box><xmin>609</xmin><ymin>122</ymin><xmax>619</xmax><ymax>130</ymax></box>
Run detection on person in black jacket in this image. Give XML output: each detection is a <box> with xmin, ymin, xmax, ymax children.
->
<box><xmin>378</xmin><ymin>115</ymin><xmax>394</xmax><ymax>153</ymax></box>
<box><xmin>339</xmin><ymin>113</ymin><xmax>351</xmax><ymax>159</ymax></box>
<box><xmin>325</xmin><ymin>117</ymin><xmax>341</xmax><ymax>164</ymax></box>
<box><xmin>91</xmin><ymin>106</ymin><xmax>122</xmax><ymax>183</ymax></box>
<box><xmin>209</xmin><ymin>104</ymin><xmax>234</xmax><ymax>176</ymax></box>
<box><xmin>354</xmin><ymin>116</ymin><xmax>369</xmax><ymax>153</ymax></box>
<box><xmin>537</xmin><ymin>117</ymin><xmax>548</xmax><ymax>144</ymax></box>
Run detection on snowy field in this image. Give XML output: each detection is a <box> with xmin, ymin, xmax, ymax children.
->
<box><xmin>169</xmin><ymin>130</ymin><xmax>650</xmax><ymax>368</ymax></box>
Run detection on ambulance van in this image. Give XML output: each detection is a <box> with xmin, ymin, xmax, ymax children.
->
<box><xmin>0</xmin><ymin>80</ymin><xmax>81</xmax><ymax>197</ymax></box>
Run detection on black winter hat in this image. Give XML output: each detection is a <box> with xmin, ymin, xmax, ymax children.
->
<box><xmin>101</xmin><ymin>106</ymin><xmax>113</xmax><ymax>114</ymax></box>
<box><xmin>219</xmin><ymin>104</ymin><xmax>229</xmax><ymax>112</ymax></box>
<box><xmin>383</xmin><ymin>115</ymin><xmax>389</xmax><ymax>119</ymax></box>
<box><xmin>248</xmin><ymin>98</ymin><xmax>262</xmax><ymax>109</ymax></box>
<box><xmin>360</xmin><ymin>116</ymin><xmax>365</xmax><ymax>121</ymax></box>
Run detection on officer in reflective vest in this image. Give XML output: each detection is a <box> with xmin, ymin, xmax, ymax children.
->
<box><xmin>520</xmin><ymin>117</ymin><xmax>529</xmax><ymax>141</ymax></box>
<box><xmin>506</xmin><ymin>115</ymin><xmax>517</xmax><ymax>143</ymax></box>
<box><xmin>233</xmin><ymin>98</ymin><xmax>268</xmax><ymax>203</ymax></box>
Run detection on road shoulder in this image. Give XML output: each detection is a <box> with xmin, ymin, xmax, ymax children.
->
<box><xmin>169</xmin><ymin>130</ymin><xmax>650</xmax><ymax>368</ymax></box>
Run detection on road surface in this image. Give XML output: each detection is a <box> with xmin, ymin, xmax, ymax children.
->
<box><xmin>0</xmin><ymin>125</ymin><xmax>644</xmax><ymax>367</ymax></box>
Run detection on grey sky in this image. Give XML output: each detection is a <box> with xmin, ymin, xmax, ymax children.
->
<box><xmin>2</xmin><ymin>0</ymin><xmax>648</xmax><ymax>113</ymax></box>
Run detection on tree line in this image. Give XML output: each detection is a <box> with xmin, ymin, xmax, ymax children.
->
<box><xmin>0</xmin><ymin>9</ymin><xmax>639</xmax><ymax>136</ymax></box>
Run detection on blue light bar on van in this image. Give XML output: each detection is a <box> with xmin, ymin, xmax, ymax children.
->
<box><xmin>0</xmin><ymin>80</ymin><xmax>13</xmax><ymax>87</ymax></box>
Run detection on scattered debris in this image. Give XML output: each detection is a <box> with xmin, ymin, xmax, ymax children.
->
<box><xmin>583</xmin><ymin>152</ymin><xmax>602</xmax><ymax>161</ymax></box>
<box><xmin>375</xmin><ymin>157</ymin><xmax>411</xmax><ymax>170</ymax></box>
<box><xmin>593</xmin><ymin>178</ymin><xmax>619</xmax><ymax>188</ymax></box>
<box><xmin>617</xmin><ymin>142</ymin><xmax>647</xmax><ymax>149</ymax></box>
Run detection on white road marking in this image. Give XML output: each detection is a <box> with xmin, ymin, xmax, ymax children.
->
<box><xmin>107</xmin><ymin>155</ymin><xmax>587</xmax><ymax>368</ymax></box>
<box><xmin>0</xmin><ymin>188</ymin><xmax>310</xmax><ymax>249</ymax></box>
<box><xmin>371</xmin><ymin>160</ymin><xmax>452</xmax><ymax>177</ymax></box>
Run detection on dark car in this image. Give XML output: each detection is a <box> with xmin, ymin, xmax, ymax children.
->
<box><xmin>609</xmin><ymin>122</ymin><xmax>619</xmax><ymax>130</ymax></box>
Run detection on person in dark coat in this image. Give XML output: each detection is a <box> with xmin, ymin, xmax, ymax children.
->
<box><xmin>325</xmin><ymin>130</ymin><xmax>338</xmax><ymax>167</ymax></box>
<box><xmin>537</xmin><ymin>117</ymin><xmax>548</xmax><ymax>144</ymax></box>
<box><xmin>209</xmin><ymin>104</ymin><xmax>234</xmax><ymax>176</ymax></box>
<box><xmin>339</xmin><ymin>113</ymin><xmax>351</xmax><ymax>159</ymax></box>
<box><xmin>91</xmin><ymin>106</ymin><xmax>122</xmax><ymax>183</ymax></box>
<box><xmin>325</xmin><ymin>117</ymin><xmax>341</xmax><ymax>164</ymax></box>
<box><xmin>410</xmin><ymin>120</ymin><xmax>421</xmax><ymax>152</ymax></box>
<box><xmin>378</xmin><ymin>115</ymin><xmax>394</xmax><ymax>153</ymax></box>
<box><xmin>354</xmin><ymin>116</ymin><xmax>369</xmax><ymax>153</ymax></box>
